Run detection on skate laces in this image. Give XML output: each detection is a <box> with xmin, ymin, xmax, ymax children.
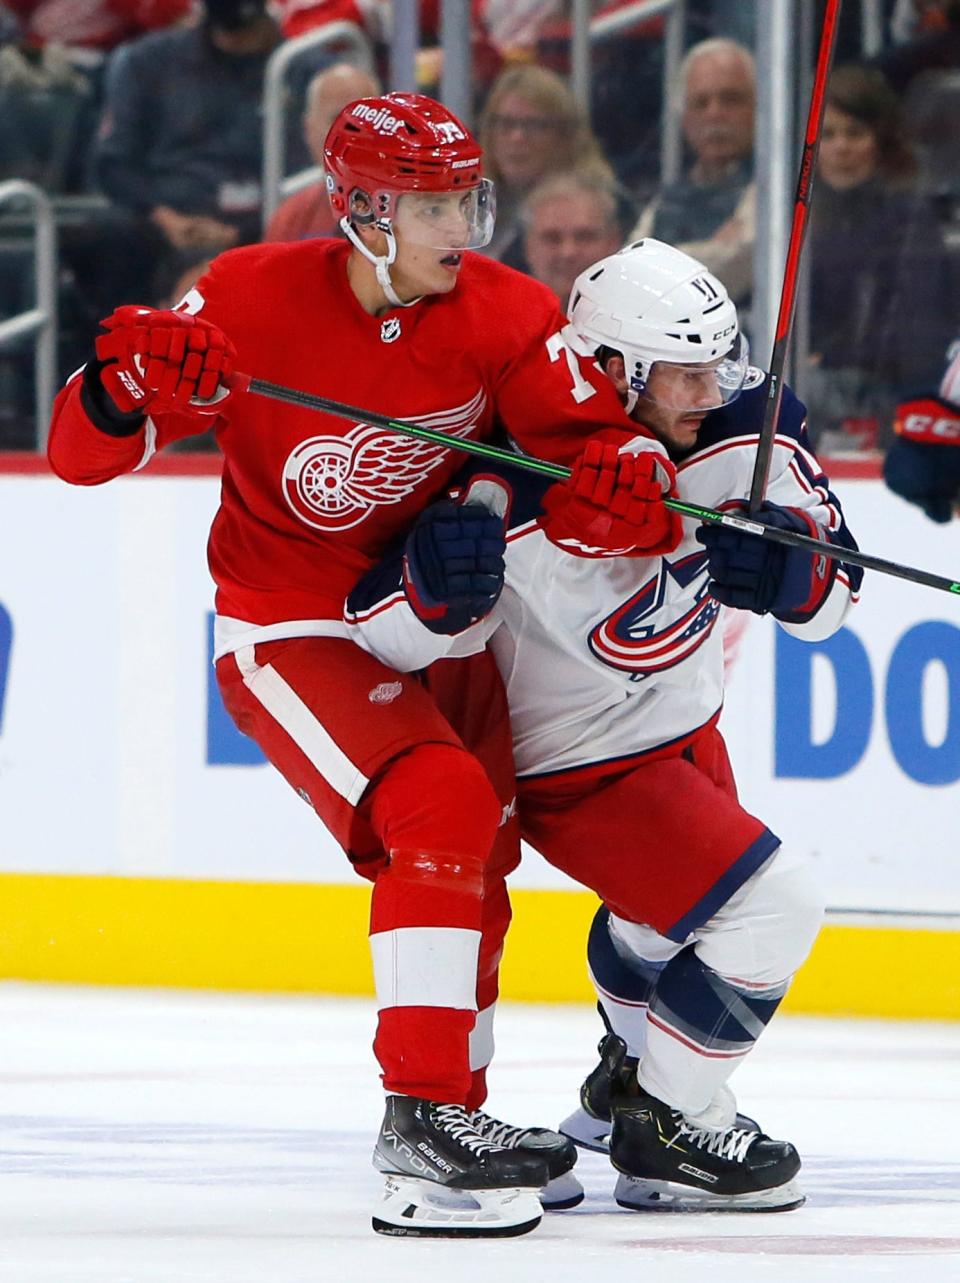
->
<box><xmin>465</xmin><ymin>1109</ymin><xmax>524</xmax><ymax>1148</ymax></box>
<box><xmin>432</xmin><ymin>1104</ymin><xmax>501</xmax><ymax>1155</ymax></box>
<box><xmin>677</xmin><ymin>1116</ymin><xmax>755</xmax><ymax>1163</ymax></box>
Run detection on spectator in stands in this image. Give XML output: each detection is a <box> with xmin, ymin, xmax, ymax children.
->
<box><xmin>264</xmin><ymin>62</ymin><xmax>380</xmax><ymax>244</ymax></box>
<box><xmin>627</xmin><ymin>38</ymin><xmax>755</xmax><ymax>305</ymax></box>
<box><xmin>0</xmin><ymin>32</ymin><xmax>94</xmax><ymax>190</ymax></box>
<box><xmin>0</xmin><ymin>0</ymin><xmax>193</xmax><ymax>195</ymax></box>
<box><xmin>805</xmin><ymin>65</ymin><xmax>953</xmax><ymax>453</ymax></box>
<box><xmin>479</xmin><ymin>63</ymin><xmax>614</xmax><ymax>262</ymax></box>
<box><xmin>874</xmin><ymin>0</ymin><xmax>960</xmax><ymax>95</ymax></box>
<box><xmin>1</xmin><ymin>0</ymin><xmax>191</xmax><ymax>60</ymax></box>
<box><xmin>94</xmin><ymin>0</ymin><xmax>281</xmax><ymax>301</ymax></box>
<box><xmin>0</xmin><ymin>7</ymin><xmax>21</xmax><ymax>43</ymax></box>
<box><xmin>272</xmin><ymin>2</ymin><xmax>532</xmax><ymax>96</ymax></box>
<box><xmin>519</xmin><ymin>169</ymin><xmax>623</xmax><ymax>303</ymax></box>
<box><xmin>275</xmin><ymin>0</ymin><xmax>386</xmax><ymax>43</ymax></box>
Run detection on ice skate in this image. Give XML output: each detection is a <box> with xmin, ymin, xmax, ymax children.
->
<box><xmin>609</xmin><ymin>1088</ymin><xmax>804</xmax><ymax>1212</ymax></box>
<box><xmin>372</xmin><ymin>1096</ymin><xmax>548</xmax><ymax>1237</ymax></box>
<box><xmin>560</xmin><ymin>1032</ymin><xmax>759</xmax><ymax>1156</ymax></box>
<box><xmin>467</xmin><ymin>1108</ymin><xmax>583</xmax><ymax>1209</ymax></box>
<box><xmin>559</xmin><ymin>1031</ymin><xmax>638</xmax><ymax>1153</ymax></box>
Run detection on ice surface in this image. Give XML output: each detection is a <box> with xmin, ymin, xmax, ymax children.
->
<box><xmin>1</xmin><ymin>985</ymin><xmax>958</xmax><ymax>1282</ymax></box>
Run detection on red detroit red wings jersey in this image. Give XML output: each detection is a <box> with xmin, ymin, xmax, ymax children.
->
<box><xmin>48</xmin><ymin>238</ymin><xmax>632</xmax><ymax>641</ymax></box>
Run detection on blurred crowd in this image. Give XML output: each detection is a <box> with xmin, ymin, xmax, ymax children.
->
<box><xmin>1</xmin><ymin>0</ymin><xmax>959</xmax><ymax>459</ymax></box>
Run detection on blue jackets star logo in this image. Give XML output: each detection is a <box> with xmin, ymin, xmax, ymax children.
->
<box><xmin>588</xmin><ymin>551</ymin><xmax>721</xmax><ymax>676</ymax></box>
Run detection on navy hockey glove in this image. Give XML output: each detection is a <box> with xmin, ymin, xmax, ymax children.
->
<box><xmin>884</xmin><ymin>396</ymin><xmax>960</xmax><ymax>523</ymax></box>
<box><xmin>403</xmin><ymin>479</ymin><xmax>509</xmax><ymax>635</ymax></box>
<box><xmin>696</xmin><ymin>501</ymin><xmax>837</xmax><ymax>622</ymax></box>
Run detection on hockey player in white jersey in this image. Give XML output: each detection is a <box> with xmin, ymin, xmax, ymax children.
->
<box><xmin>344</xmin><ymin>239</ymin><xmax>862</xmax><ymax>1212</ymax></box>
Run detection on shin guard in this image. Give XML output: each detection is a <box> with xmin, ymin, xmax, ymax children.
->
<box><xmin>367</xmin><ymin>745</ymin><xmax>502</xmax><ymax>1103</ymax></box>
<box><xmin>641</xmin><ymin>944</ymin><xmax>788</xmax><ymax>1117</ymax></box>
<box><xmin>587</xmin><ymin>906</ymin><xmax>662</xmax><ymax>1058</ymax></box>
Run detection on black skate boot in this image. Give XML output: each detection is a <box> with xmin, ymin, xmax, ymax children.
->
<box><xmin>466</xmin><ymin>1108</ymin><xmax>582</xmax><ymax>1209</ymax></box>
<box><xmin>609</xmin><ymin>1088</ymin><xmax>804</xmax><ymax>1212</ymax></box>
<box><xmin>560</xmin><ymin>1031</ymin><xmax>760</xmax><ymax>1156</ymax></box>
<box><xmin>372</xmin><ymin>1096</ymin><xmax>548</xmax><ymax>1237</ymax></box>
<box><xmin>559</xmin><ymin>1031</ymin><xmax>637</xmax><ymax>1153</ymax></box>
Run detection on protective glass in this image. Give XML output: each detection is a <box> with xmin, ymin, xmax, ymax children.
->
<box><xmin>392</xmin><ymin>179</ymin><xmax>496</xmax><ymax>250</ymax></box>
<box><xmin>639</xmin><ymin>333</ymin><xmax>750</xmax><ymax>413</ymax></box>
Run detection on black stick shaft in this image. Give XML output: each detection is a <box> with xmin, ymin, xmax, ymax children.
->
<box><xmin>749</xmin><ymin>0</ymin><xmax>843</xmax><ymax>511</ymax></box>
<box><xmin>245</xmin><ymin>376</ymin><xmax>960</xmax><ymax>597</ymax></box>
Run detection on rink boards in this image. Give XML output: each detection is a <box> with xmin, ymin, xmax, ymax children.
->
<box><xmin>1</xmin><ymin>458</ymin><xmax>958</xmax><ymax>1018</ymax></box>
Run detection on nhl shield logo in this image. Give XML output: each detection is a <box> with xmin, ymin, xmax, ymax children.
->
<box><xmin>380</xmin><ymin>318</ymin><xmax>401</xmax><ymax>344</ymax></box>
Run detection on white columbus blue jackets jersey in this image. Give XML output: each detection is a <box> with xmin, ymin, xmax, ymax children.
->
<box><xmin>344</xmin><ymin>373</ymin><xmax>862</xmax><ymax>778</ymax></box>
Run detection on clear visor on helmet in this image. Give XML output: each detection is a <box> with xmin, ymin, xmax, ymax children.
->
<box><xmin>391</xmin><ymin>179</ymin><xmax>496</xmax><ymax>250</ymax></box>
<box><xmin>637</xmin><ymin>332</ymin><xmax>750</xmax><ymax>414</ymax></box>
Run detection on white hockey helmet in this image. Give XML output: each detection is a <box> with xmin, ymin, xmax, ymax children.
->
<box><xmin>565</xmin><ymin>238</ymin><xmax>749</xmax><ymax>415</ymax></box>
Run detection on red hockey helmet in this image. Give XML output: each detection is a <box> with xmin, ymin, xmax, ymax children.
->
<box><xmin>323</xmin><ymin>93</ymin><xmax>495</xmax><ymax>251</ymax></box>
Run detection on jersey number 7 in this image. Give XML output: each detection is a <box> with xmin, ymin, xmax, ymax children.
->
<box><xmin>546</xmin><ymin>331</ymin><xmax>598</xmax><ymax>406</ymax></box>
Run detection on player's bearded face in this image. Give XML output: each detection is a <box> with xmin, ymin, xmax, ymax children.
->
<box><xmin>635</xmin><ymin>360</ymin><xmax>726</xmax><ymax>450</ymax></box>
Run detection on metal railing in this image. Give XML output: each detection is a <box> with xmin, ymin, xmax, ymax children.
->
<box><xmin>0</xmin><ymin>180</ymin><xmax>57</xmax><ymax>447</ymax></box>
<box><xmin>390</xmin><ymin>0</ymin><xmax>419</xmax><ymax>93</ymax></box>
<box><xmin>262</xmin><ymin>20</ymin><xmax>375</xmax><ymax>229</ymax></box>
<box><xmin>439</xmin><ymin>0</ymin><xmax>472</xmax><ymax>127</ymax></box>
<box><xmin>752</xmin><ymin>0</ymin><xmax>795</xmax><ymax>377</ymax></box>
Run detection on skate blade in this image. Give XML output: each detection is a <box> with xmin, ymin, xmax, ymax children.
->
<box><xmin>558</xmin><ymin>1106</ymin><xmax>610</xmax><ymax>1154</ymax></box>
<box><xmin>614</xmin><ymin>1174</ymin><xmax>806</xmax><ymax>1214</ymax></box>
<box><xmin>372</xmin><ymin>1175</ymin><xmax>543</xmax><ymax>1238</ymax></box>
<box><xmin>540</xmin><ymin>1170</ymin><xmax>585</xmax><ymax>1211</ymax></box>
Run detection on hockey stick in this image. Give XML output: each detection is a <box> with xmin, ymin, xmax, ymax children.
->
<box><xmin>748</xmin><ymin>0</ymin><xmax>843</xmax><ymax>512</ymax></box>
<box><xmin>235</xmin><ymin>373</ymin><xmax>960</xmax><ymax>596</ymax></box>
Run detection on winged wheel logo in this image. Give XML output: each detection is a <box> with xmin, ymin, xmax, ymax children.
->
<box><xmin>281</xmin><ymin>389</ymin><xmax>487</xmax><ymax>531</ymax></box>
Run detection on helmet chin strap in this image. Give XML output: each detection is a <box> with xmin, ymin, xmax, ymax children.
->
<box><xmin>626</xmin><ymin>372</ymin><xmax>648</xmax><ymax>418</ymax></box>
<box><xmin>341</xmin><ymin>217</ymin><xmax>420</xmax><ymax>310</ymax></box>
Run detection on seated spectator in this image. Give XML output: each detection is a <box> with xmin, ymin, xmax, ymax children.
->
<box><xmin>414</xmin><ymin>2</ymin><xmax>566</xmax><ymax>99</ymax></box>
<box><xmin>627</xmin><ymin>37</ymin><xmax>755</xmax><ymax>304</ymax></box>
<box><xmin>1</xmin><ymin>0</ymin><xmax>191</xmax><ymax>60</ymax></box>
<box><xmin>93</xmin><ymin>0</ymin><xmax>281</xmax><ymax>302</ymax></box>
<box><xmin>479</xmin><ymin>0</ymin><xmax>562</xmax><ymax>64</ymax></box>
<box><xmin>0</xmin><ymin>7</ymin><xmax>21</xmax><ymax>43</ymax></box>
<box><xmin>0</xmin><ymin>37</ymin><xmax>92</xmax><ymax>190</ymax></box>
<box><xmin>805</xmin><ymin>65</ymin><xmax>954</xmax><ymax>453</ymax></box>
<box><xmin>873</xmin><ymin>0</ymin><xmax>960</xmax><ymax>95</ymax></box>
<box><xmin>264</xmin><ymin>62</ymin><xmax>380</xmax><ymax>244</ymax></box>
<box><xmin>532</xmin><ymin>2</ymin><xmax>668</xmax><ymax>194</ymax></box>
<box><xmin>2</xmin><ymin>0</ymin><xmax>193</xmax><ymax>174</ymax></box>
<box><xmin>275</xmin><ymin>0</ymin><xmax>386</xmax><ymax>43</ymax></box>
<box><xmin>479</xmin><ymin>63</ymin><xmax>615</xmax><ymax>263</ymax></box>
<box><xmin>273</xmin><ymin>2</ymin><xmax>515</xmax><ymax>96</ymax></box>
<box><xmin>519</xmin><ymin>169</ymin><xmax>624</xmax><ymax>303</ymax></box>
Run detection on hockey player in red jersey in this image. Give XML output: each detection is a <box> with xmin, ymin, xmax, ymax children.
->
<box><xmin>344</xmin><ymin>239</ymin><xmax>863</xmax><ymax>1213</ymax></box>
<box><xmin>44</xmin><ymin>92</ymin><xmax>660</xmax><ymax>1238</ymax></box>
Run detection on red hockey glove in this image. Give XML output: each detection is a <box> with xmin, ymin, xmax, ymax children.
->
<box><xmin>540</xmin><ymin>440</ymin><xmax>682</xmax><ymax>556</ymax></box>
<box><xmin>94</xmin><ymin>305</ymin><xmax>236</xmax><ymax>416</ymax></box>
